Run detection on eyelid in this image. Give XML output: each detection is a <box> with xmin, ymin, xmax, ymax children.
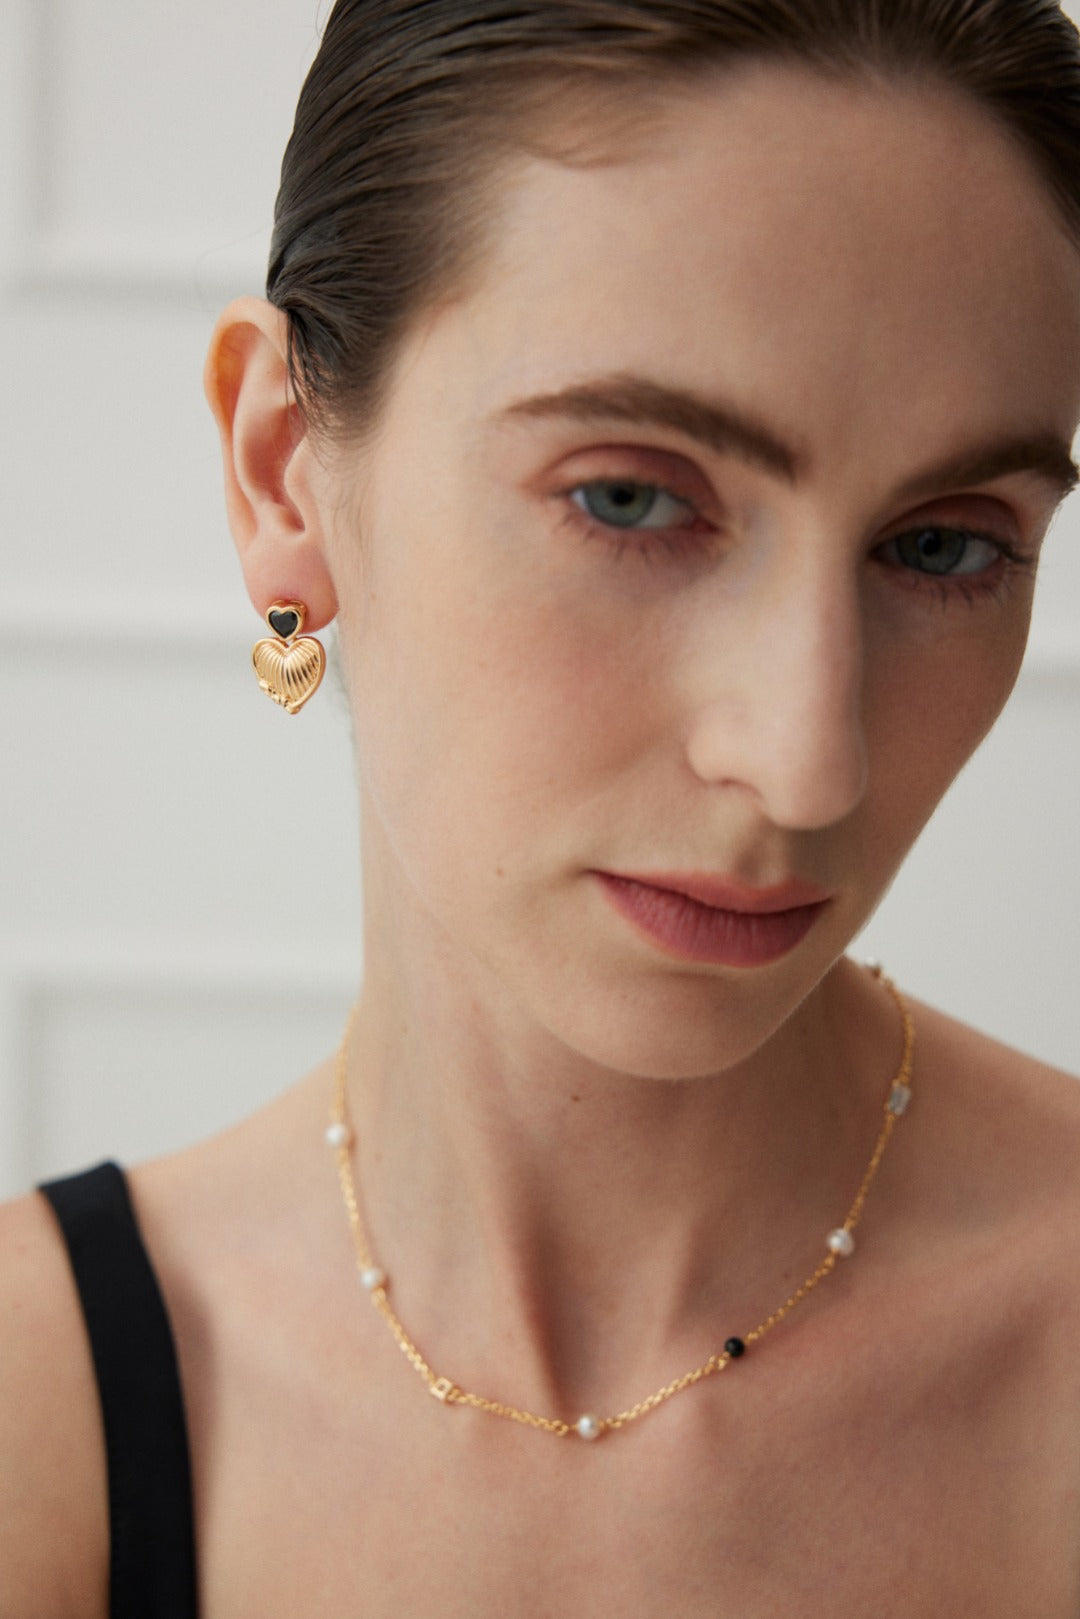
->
<box><xmin>879</xmin><ymin>490</ymin><xmax>1023</xmax><ymax>544</ymax></box>
<box><xmin>541</xmin><ymin>442</ymin><xmax>720</xmax><ymax>513</ymax></box>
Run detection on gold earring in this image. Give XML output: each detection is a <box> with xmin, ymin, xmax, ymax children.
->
<box><xmin>252</xmin><ymin>601</ymin><xmax>326</xmax><ymax>714</ymax></box>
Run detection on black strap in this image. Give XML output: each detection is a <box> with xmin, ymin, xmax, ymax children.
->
<box><xmin>40</xmin><ymin>1161</ymin><xmax>198</xmax><ymax>1619</ymax></box>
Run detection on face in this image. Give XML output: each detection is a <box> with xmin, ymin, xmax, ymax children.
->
<box><xmin>319</xmin><ymin>64</ymin><xmax>1080</xmax><ymax>1078</ymax></box>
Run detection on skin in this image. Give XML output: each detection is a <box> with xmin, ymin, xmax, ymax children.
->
<box><xmin>5</xmin><ymin>61</ymin><xmax>1080</xmax><ymax>1619</ymax></box>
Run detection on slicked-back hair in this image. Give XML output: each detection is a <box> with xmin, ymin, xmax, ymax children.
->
<box><xmin>267</xmin><ymin>0</ymin><xmax>1080</xmax><ymax>439</ymax></box>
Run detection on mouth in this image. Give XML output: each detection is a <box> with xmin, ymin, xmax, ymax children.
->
<box><xmin>592</xmin><ymin>870</ymin><xmax>833</xmax><ymax>967</ymax></box>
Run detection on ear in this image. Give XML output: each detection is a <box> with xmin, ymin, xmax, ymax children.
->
<box><xmin>204</xmin><ymin>296</ymin><xmax>338</xmax><ymax>629</ymax></box>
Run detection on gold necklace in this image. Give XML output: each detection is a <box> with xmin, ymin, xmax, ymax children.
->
<box><xmin>327</xmin><ymin>965</ymin><xmax>914</xmax><ymax>1441</ymax></box>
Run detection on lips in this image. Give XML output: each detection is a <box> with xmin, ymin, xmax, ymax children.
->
<box><xmin>593</xmin><ymin>870</ymin><xmax>832</xmax><ymax>967</ymax></box>
<box><xmin>609</xmin><ymin>871</ymin><xmax>833</xmax><ymax>913</ymax></box>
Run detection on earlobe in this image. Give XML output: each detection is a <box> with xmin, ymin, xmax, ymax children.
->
<box><xmin>204</xmin><ymin>296</ymin><xmax>338</xmax><ymax>629</ymax></box>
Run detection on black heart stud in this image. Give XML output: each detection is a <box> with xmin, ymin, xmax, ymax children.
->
<box><xmin>267</xmin><ymin>604</ymin><xmax>303</xmax><ymax>640</ymax></box>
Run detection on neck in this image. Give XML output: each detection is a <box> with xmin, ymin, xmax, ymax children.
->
<box><xmin>335</xmin><ymin>905</ymin><xmax>902</xmax><ymax>1419</ymax></box>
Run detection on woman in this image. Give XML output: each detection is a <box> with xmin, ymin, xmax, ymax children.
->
<box><xmin>5</xmin><ymin>0</ymin><xmax>1080</xmax><ymax>1612</ymax></box>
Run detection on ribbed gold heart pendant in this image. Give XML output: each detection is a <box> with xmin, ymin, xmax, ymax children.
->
<box><xmin>252</xmin><ymin>602</ymin><xmax>326</xmax><ymax>714</ymax></box>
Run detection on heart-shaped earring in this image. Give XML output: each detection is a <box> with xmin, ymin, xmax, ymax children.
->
<box><xmin>252</xmin><ymin>600</ymin><xmax>326</xmax><ymax>714</ymax></box>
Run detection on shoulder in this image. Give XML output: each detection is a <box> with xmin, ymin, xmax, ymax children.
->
<box><xmin>912</xmin><ymin>996</ymin><xmax>1080</xmax><ymax>1166</ymax></box>
<box><xmin>0</xmin><ymin>1188</ymin><xmax>109</xmax><ymax>1619</ymax></box>
<box><xmin>898</xmin><ymin>997</ymin><xmax>1080</xmax><ymax>1298</ymax></box>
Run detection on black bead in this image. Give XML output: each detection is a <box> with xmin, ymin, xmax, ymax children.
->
<box><xmin>724</xmin><ymin>1337</ymin><xmax>746</xmax><ymax>1359</ymax></box>
<box><xmin>269</xmin><ymin>607</ymin><xmax>300</xmax><ymax>639</ymax></box>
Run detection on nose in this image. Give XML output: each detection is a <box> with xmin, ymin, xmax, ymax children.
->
<box><xmin>683</xmin><ymin>561</ymin><xmax>869</xmax><ymax>831</ymax></box>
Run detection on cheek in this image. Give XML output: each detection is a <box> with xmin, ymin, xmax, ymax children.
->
<box><xmin>346</xmin><ymin>548</ymin><xmax>655</xmax><ymax>880</ymax></box>
<box><xmin>864</xmin><ymin>606</ymin><xmax>1031</xmax><ymax>850</ymax></box>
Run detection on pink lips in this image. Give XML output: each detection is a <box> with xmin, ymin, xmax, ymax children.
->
<box><xmin>593</xmin><ymin>870</ymin><xmax>832</xmax><ymax>967</ymax></box>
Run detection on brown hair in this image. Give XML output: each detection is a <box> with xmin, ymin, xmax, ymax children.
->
<box><xmin>267</xmin><ymin>0</ymin><xmax>1080</xmax><ymax>439</ymax></box>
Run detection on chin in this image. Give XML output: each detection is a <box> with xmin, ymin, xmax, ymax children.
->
<box><xmin>527</xmin><ymin>951</ymin><xmax>847</xmax><ymax>1082</ymax></box>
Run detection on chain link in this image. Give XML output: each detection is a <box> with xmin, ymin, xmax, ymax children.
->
<box><xmin>330</xmin><ymin>966</ymin><xmax>914</xmax><ymax>1441</ymax></box>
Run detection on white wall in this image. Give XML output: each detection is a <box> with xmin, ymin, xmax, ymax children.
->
<box><xmin>3</xmin><ymin>0</ymin><xmax>1080</xmax><ymax>1199</ymax></box>
<box><xmin>1</xmin><ymin>0</ymin><xmax>359</xmax><ymax>1198</ymax></box>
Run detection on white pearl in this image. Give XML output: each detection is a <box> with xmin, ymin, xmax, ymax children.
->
<box><xmin>325</xmin><ymin>1122</ymin><xmax>351</xmax><ymax>1148</ymax></box>
<box><xmin>359</xmin><ymin>1266</ymin><xmax>387</xmax><ymax>1291</ymax></box>
<box><xmin>576</xmin><ymin>1413</ymin><xmax>602</xmax><ymax>1441</ymax></box>
<box><xmin>827</xmin><ymin>1228</ymin><xmax>855</xmax><ymax>1258</ymax></box>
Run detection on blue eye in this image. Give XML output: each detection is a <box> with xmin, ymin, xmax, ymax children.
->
<box><xmin>885</xmin><ymin>526</ymin><xmax>1001</xmax><ymax>577</ymax></box>
<box><xmin>571</xmin><ymin>480</ymin><xmax>695</xmax><ymax>530</ymax></box>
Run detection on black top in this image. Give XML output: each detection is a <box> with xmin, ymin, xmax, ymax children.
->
<box><xmin>39</xmin><ymin>1161</ymin><xmax>198</xmax><ymax>1619</ymax></box>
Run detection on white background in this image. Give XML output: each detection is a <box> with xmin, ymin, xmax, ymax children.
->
<box><xmin>3</xmin><ymin>0</ymin><xmax>1080</xmax><ymax>1199</ymax></box>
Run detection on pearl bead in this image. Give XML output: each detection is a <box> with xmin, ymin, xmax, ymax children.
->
<box><xmin>325</xmin><ymin>1122</ymin><xmax>351</xmax><ymax>1148</ymax></box>
<box><xmin>359</xmin><ymin>1266</ymin><xmax>387</xmax><ymax>1291</ymax></box>
<box><xmin>827</xmin><ymin>1228</ymin><xmax>855</xmax><ymax>1258</ymax></box>
<box><xmin>886</xmin><ymin>1082</ymin><xmax>912</xmax><ymax>1117</ymax></box>
<box><xmin>576</xmin><ymin>1413</ymin><xmax>602</xmax><ymax>1441</ymax></box>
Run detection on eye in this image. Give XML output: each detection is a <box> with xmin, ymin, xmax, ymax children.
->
<box><xmin>880</xmin><ymin>525</ymin><xmax>1003</xmax><ymax>577</ymax></box>
<box><xmin>570</xmin><ymin>480</ymin><xmax>698</xmax><ymax>530</ymax></box>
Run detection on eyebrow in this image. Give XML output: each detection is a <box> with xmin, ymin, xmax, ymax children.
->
<box><xmin>496</xmin><ymin>375</ymin><xmax>1080</xmax><ymax>507</ymax></box>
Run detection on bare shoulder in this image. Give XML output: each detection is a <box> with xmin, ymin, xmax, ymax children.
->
<box><xmin>0</xmin><ymin>1076</ymin><xmax>329</xmax><ymax>1619</ymax></box>
<box><xmin>0</xmin><ymin>1190</ymin><xmax>108</xmax><ymax>1619</ymax></box>
<box><xmin>903</xmin><ymin>995</ymin><xmax>1080</xmax><ymax>1270</ymax></box>
<box><xmin>914</xmin><ymin>995</ymin><xmax>1080</xmax><ymax>1145</ymax></box>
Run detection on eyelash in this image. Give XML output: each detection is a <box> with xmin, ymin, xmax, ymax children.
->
<box><xmin>560</xmin><ymin>478</ymin><xmax>1036</xmax><ymax>602</ymax></box>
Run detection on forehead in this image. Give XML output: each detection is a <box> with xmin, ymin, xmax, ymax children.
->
<box><xmin>406</xmin><ymin>63</ymin><xmax>1080</xmax><ymax>489</ymax></box>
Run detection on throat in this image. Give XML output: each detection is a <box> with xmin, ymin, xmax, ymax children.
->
<box><xmin>323</xmin><ymin>964</ymin><xmax>912</xmax><ymax>1432</ymax></box>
